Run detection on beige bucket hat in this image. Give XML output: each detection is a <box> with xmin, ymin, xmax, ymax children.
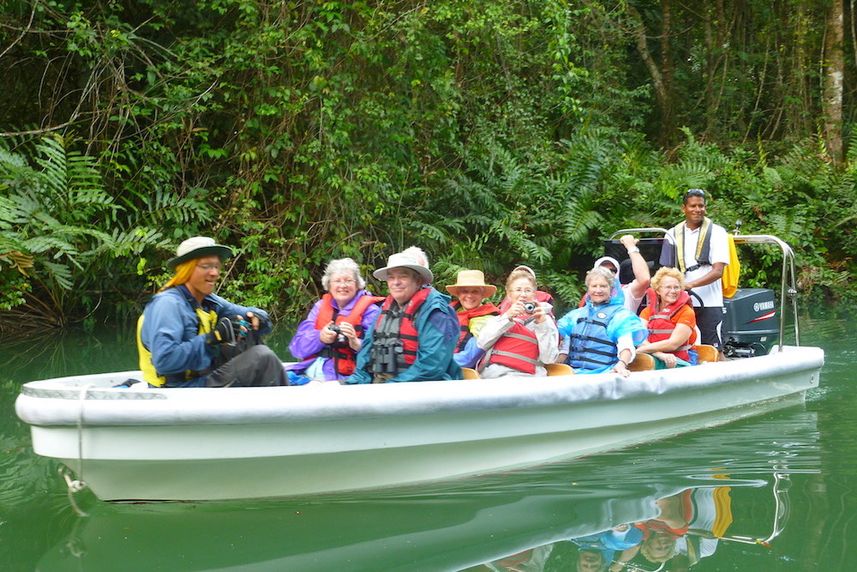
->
<box><xmin>446</xmin><ymin>269</ymin><xmax>497</xmax><ymax>298</ymax></box>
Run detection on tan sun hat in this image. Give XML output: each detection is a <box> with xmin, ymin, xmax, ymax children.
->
<box><xmin>446</xmin><ymin>270</ymin><xmax>497</xmax><ymax>298</ymax></box>
<box><xmin>373</xmin><ymin>246</ymin><xmax>433</xmax><ymax>284</ymax></box>
<box><xmin>167</xmin><ymin>236</ymin><xmax>233</xmax><ymax>270</ymax></box>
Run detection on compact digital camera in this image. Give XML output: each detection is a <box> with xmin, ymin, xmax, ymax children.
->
<box><xmin>328</xmin><ymin>324</ymin><xmax>346</xmax><ymax>344</ymax></box>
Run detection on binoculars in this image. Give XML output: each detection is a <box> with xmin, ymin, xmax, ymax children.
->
<box><xmin>371</xmin><ymin>342</ymin><xmax>403</xmax><ymax>374</ymax></box>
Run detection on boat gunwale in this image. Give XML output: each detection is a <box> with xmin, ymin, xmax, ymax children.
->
<box><xmin>16</xmin><ymin>346</ymin><xmax>824</xmax><ymax>428</ymax></box>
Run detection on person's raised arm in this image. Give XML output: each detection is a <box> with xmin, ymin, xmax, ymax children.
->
<box><xmin>620</xmin><ymin>234</ymin><xmax>651</xmax><ymax>300</ymax></box>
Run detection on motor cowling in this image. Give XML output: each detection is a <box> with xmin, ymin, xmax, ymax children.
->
<box><xmin>722</xmin><ymin>288</ymin><xmax>779</xmax><ymax>358</ymax></box>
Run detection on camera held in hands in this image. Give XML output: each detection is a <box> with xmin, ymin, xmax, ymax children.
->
<box><xmin>328</xmin><ymin>324</ymin><xmax>347</xmax><ymax>344</ymax></box>
<box><xmin>230</xmin><ymin>315</ymin><xmax>251</xmax><ymax>338</ymax></box>
<box><xmin>522</xmin><ymin>301</ymin><xmax>538</xmax><ymax>314</ymax></box>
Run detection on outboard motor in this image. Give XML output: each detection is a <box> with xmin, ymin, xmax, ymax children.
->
<box><xmin>722</xmin><ymin>288</ymin><xmax>779</xmax><ymax>358</ymax></box>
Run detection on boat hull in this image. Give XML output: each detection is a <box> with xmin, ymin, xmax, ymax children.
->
<box><xmin>16</xmin><ymin>345</ymin><xmax>823</xmax><ymax>501</ymax></box>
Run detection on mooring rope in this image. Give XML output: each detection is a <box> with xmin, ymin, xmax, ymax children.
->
<box><xmin>61</xmin><ymin>383</ymin><xmax>94</xmax><ymax>517</ymax></box>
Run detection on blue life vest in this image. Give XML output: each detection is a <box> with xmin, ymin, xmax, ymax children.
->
<box><xmin>568</xmin><ymin>303</ymin><xmax>624</xmax><ymax>371</ymax></box>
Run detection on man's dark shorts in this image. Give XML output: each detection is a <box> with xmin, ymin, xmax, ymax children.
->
<box><xmin>694</xmin><ymin>306</ymin><xmax>725</xmax><ymax>349</ymax></box>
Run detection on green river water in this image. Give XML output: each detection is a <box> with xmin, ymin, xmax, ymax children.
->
<box><xmin>1</xmin><ymin>306</ymin><xmax>855</xmax><ymax>571</ymax></box>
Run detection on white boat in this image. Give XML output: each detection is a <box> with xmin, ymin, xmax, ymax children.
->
<box><xmin>14</xmin><ymin>235</ymin><xmax>824</xmax><ymax>502</ymax></box>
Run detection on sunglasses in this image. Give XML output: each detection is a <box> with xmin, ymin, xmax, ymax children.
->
<box><xmin>683</xmin><ymin>188</ymin><xmax>706</xmax><ymax>203</ymax></box>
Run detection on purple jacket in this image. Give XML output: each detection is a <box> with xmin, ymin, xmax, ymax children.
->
<box><xmin>287</xmin><ymin>290</ymin><xmax>382</xmax><ymax>380</ymax></box>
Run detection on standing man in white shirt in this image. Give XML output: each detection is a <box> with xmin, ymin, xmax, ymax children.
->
<box><xmin>659</xmin><ymin>189</ymin><xmax>729</xmax><ymax>349</ymax></box>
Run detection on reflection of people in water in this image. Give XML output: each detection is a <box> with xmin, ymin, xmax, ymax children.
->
<box><xmin>574</xmin><ymin>524</ymin><xmax>643</xmax><ymax>571</ymax></box>
<box><xmin>608</xmin><ymin>490</ymin><xmax>690</xmax><ymax>569</ymax></box>
<box><xmin>607</xmin><ymin>486</ymin><xmax>733</xmax><ymax>571</ymax></box>
<box><xmin>576</xmin><ymin>547</ymin><xmax>605</xmax><ymax>572</ymax></box>
<box><xmin>478</xmin><ymin>545</ymin><xmax>553</xmax><ymax>571</ymax></box>
<box><xmin>640</xmin><ymin>530</ymin><xmax>679</xmax><ymax>563</ymax></box>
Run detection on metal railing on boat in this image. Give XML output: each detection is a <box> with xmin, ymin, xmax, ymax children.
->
<box><xmin>608</xmin><ymin>228</ymin><xmax>801</xmax><ymax>351</ymax></box>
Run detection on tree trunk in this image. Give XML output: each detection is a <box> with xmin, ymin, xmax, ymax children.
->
<box><xmin>627</xmin><ymin>5</ymin><xmax>671</xmax><ymax>146</ymax></box>
<box><xmin>659</xmin><ymin>0</ymin><xmax>674</xmax><ymax>145</ymax></box>
<box><xmin>822</xmin><ymin>0</ymin><xmax>844</xmax><ymax>166</ymax></box>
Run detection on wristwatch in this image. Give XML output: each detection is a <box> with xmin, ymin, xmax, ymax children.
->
<box><xmin>627</xmin><ymin>247</ymin><xmax>640</xmax><ymax>254</ymax></box>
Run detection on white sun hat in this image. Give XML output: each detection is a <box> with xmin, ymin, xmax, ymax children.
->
<box><xmin>167</xmin><ymin>236</ymin><xmax>233</xmax><ymax>269</ymax></box>
<box><xmin>373</xmin><ymin>246</ymin><xmax>433</xmax><ymax>284</ymax></box>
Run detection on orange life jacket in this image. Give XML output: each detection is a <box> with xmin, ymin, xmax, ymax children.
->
<box><xmin>313</xmin><ymin>292</ymin><xmax>383</xmax><ymax>376</ymax></box>
<box><xmin>451</xmin><ymin>301</ymin><xmax>500</xmax><ymax>352</ymax></box>
<box><xmin>644</xmin><ymin>288</ymin><xmax>696</xmax><ymax>362</ymax></box>
<box><xmin>484</xmin><ymin>321</ymin><xmax>540</xmax><ymax>374</ymax></box>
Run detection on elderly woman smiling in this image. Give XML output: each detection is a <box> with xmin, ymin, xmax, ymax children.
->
<box><xmin>477</xmin><ymin>266</ymin><xmax>559</xmax><ymax>378</ymax></box>
<box><xmin>635</xmin><ymin>266</ymin><xmax>698</xmax><ymax>368</ymax></box>
<box><xmin>557</xmin><ymin>266</ymin><xmax>647</xmax><ymax>376</ymax></box>
<box><xmin>287</xmin><ymin>258</ymin><xmax>383</xmax><ymax>382</ymax></box>
<box><xmin>446</xmin><ymin>269</ymin><xmax>499</xmax><ymax>369</ymax></box>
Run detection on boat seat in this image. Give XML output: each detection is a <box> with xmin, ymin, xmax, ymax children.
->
<box><xmin>460</xmin><ymin>367</ymin><xmax>480</xmax><ymax>380</ymax></box>
<box><xmin>693</xmin><ymin>344</ymin><xmax>720</xmax><ymax>364</ymax></box>
<box><xmin>545</xmin><ymin>363</ymin><xmax>574</xmax><ymax>376</ymax></box>
<box><xmin>628</xmin><ymin>353</ymin><xmax>655</xmax><ymax>371</ymax></box>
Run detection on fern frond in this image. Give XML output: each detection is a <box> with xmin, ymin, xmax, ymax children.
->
<box><xmin>41</xmin><ymin>260</ymin><xmax>73</xmax><ymax>290</ymax></box>
<box><xmin>23</xmin><ymin>235</ymin><xmax>79</xmax><ymax>256</ymax></box>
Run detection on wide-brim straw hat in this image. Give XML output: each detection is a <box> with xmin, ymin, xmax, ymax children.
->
<box><xmin>373</xmin><ymin>247</ymin><xmax>433</xmax><ymax>284</ymax></box>
<box><xmin>167</xmin><ymin>236</ymin><xmax>233</xmax><ymax>270</ymax></box>
<box><xmin>446</xmin><ymin>269</ymin><xmax>497</xmax><ymax>298</ymax></box>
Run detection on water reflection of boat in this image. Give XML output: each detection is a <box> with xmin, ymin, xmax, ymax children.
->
<box><xmin>14</xmin><ymin>234</ymin><xmax>824</xmax><ymax>502</ymax></box>
<box><xmin>36</xmin><ymin>411</ymin><xmax>818</xmax><ymax>572</ymax></box>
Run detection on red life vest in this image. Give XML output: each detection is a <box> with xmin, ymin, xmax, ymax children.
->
<box><xmin>644</xmin><ymin>288</ymin><xmax>696</xmax><ymax>362</ymax></box>
<box><xmin>377</xmin><ymin>288</ymin><xmax>431</xmax><ymax>365</ymax></box>
<box><xmin>313</xmin><ymin>292</ymin><xmax>383</xmax><ymax>376</ymax></box>
<box><xmin>451</xmin><ymin>301</ymin><xmax>500</xmax><ymax>352</ymax></box>
<box><xmin>484</xmin><ymin>321</ymin><xmax>540</xmax><ymax>374</ymax></box>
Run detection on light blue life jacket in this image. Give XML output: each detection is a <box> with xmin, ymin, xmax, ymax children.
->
<box><xmin>568</xmin><ymin>303</ymin><xmax>624</xmax><ymax>371</ymax></box>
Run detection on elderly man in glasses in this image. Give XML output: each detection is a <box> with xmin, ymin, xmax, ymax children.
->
<box><xmin>659</xmin><ymin>189</ymin><xmax>730</xmax><ymax>350</ymax></box>
<box><xmin>136</xmin><ymin>236</ymin><xmax>286</xmax><ymax>387</ymax></box>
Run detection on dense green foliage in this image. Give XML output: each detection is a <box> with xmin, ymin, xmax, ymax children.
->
<box><xmin>1</xmin><ymin>1</ymin><xmax>855</xmax><ymax>328</ymax></box>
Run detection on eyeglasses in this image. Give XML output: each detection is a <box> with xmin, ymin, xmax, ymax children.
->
<box><xmin>510</xmin><ymin>287</ymin><xmax>535</xmax><ymax>294</ymax></box>
<box><xmin>196</xmin><ymin>263</ymin><xmax>222</xmax><ymax>272</ymax></box>
<box><xmin>331</xmin><ymin>278</ymin><xmax>356</xmax><ymax>285</ymax></box>
<box><xmin>683</xmin><ymin>188</ymin><xmax>706</xmax><ymax>202</ymax></box>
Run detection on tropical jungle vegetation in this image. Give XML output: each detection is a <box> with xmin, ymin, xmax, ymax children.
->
<box><xmin>1</xmin><ymin>0</ymin><xmax>856</xmax><ymax>330</ymax></box>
